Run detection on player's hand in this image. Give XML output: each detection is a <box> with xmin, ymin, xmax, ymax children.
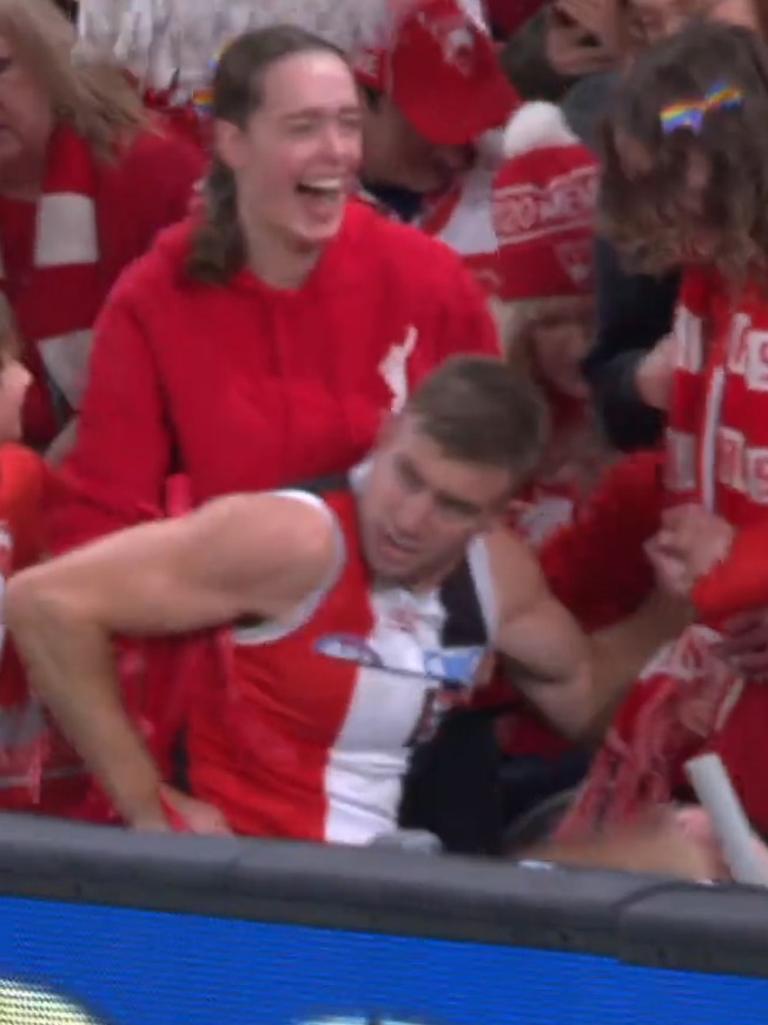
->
<box><xmin>154</xmin><ymin>783</ymin><xmax>233</xmax><ymax>836</ymax></box>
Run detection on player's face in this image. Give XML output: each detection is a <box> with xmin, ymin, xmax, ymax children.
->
<box><xmin>216</xmin><ymin>51</ymin><xmax>362</xmax><ymax>253</ymax></box>
<box><xmin>360</xmin><ymin>416</ymin><xmax>514</xmax><ymax>587</ymax></box>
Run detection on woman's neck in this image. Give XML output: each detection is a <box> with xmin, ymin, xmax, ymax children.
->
<box><xmin>239</xmin><ymin>203</ymin><xmax>323</xmax><ymax>291</ymax></box>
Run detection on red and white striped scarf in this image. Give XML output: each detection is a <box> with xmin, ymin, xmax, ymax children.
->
<box><xmin>0</xmin><ymin>124</ymin><xmax>101</xmax><ymax>440</ymax></box>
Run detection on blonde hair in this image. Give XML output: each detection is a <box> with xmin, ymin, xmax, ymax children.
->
<box><xmin>493</xmin><ymin>296</ymin><xmax>575</xmax><ymax>372</ymax></box>
<box><xmin>0</xmin><ymin>0</ymin><xmax>146</xmax><ymax>161</ymax></box>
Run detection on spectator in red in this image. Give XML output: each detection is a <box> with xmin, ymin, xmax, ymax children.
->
<box><xmin>0</xmin><ymin>0</ymin><xmax>205</xmax><ymax>458</ymax></box>
<box><xmin>52</xmin><ymin>25</ymin><xmax>500</xmax><ymax>548</ymax></box>
<box><xmin>490</xmin><ymin>100</ymin><xmax>612</xmax><ymax>546</ymax></box>
<box><xmin>78</xmin><ymin>1</ymin><xmax>522</xmax><ymax>294</ymax></box>
<box><xmin>558</xmin><ymin>21</ymin><xmax>768</xmax><ymax>841</ymax></box>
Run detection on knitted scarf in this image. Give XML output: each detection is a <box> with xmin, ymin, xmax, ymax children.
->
<box><xmin>0</xmin><ymin>124</ymin><xmax>101</xmax><ymax>444</ymax></box>
<box><xmin>556</xmin><ymin>625</ymin><xmax>744</xmax><ymax>840</ymax></box>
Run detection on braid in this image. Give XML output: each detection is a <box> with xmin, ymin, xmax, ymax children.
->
<box><xmin>186</xmin><ymin>157</ymin><xmax>246</xmax><ymax>284</ymax></box>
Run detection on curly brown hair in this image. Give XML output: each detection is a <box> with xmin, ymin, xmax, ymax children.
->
<box><xmin>600</xmin><ymin>20</ymin><xmax>768</xmax><ymax>283</ymax></box>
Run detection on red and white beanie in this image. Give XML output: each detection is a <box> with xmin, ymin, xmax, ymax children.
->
<box><xmin>492</xmin><ymin>101</ymin><xmax>599</xmax><ymax>303</ymax></box>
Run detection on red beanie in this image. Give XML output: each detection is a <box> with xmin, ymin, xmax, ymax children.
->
<box><xmin>354</xmin><ymin>0</ymin><xmax>519</xmax><ymax>146</ymax></box>
<box><xmin>492</xmin><ymin>102</ymin><xmax>599</xmax><ymax>302</ymax></box>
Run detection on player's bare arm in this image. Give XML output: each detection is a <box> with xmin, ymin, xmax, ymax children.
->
<box><xmin>5</xmin><ymin>493</ymin><xmax>337</xmax><ymax>828</ymax></box>
<box><xmin>588</xmin><ymin>587</ymin><xmax>693</xmax><ymax>735</ymax></box>
<box><xmin>487</xmin><ymin>528</ymin><xmax>596</xmax><ymax>741</ymax></box>
<box><xmin>489</xmin><ymin>529</ymin><xmax>694</xmax><ymax>743</ymax></box>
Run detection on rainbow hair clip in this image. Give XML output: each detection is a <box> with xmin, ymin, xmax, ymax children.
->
<box><xmin>660</xmin><ymin>80</ymin><xmax>745</xmax><ymax>135</ymax></box>
<box><xmin>191</xmin><ymin>42</ymin><xmax>232</xmax><ymax>119</ymax></box>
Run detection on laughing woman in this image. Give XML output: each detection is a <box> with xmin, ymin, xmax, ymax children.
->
<box><xmin>51</xmin><ymin>25</ymin><xmax>500</xmax><ymax>550</ymax></box>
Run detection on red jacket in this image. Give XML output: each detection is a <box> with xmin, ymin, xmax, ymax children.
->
<box><xmin>52</xmin><ymin>201</ymin><xmax>500</xmax><ymax>549</ymax></box>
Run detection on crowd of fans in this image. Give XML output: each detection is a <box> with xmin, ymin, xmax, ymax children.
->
<box><xmin>1</xmin><ymin>0</ymin><xmax>768</xmax><ymax>883</ymax></box>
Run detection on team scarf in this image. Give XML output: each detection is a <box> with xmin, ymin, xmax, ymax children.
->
<box><xmin>556</xmin><ymin>624</ymin><xmax>746</xmax><ymax>840</ymax></box>
<box><xmin>0</xmin><ymin>123</ymin><xmax>101</xmax><ymax>440</ymax></box>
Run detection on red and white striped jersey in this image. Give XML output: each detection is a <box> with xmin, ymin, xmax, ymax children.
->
<box><xmin>188</xmin><ymin>471</ymin><xmax>498</xmax><ymax>845</ymax></box>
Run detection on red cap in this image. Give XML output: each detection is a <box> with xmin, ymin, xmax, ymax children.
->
<box><xmin>492</xmin><ymin>102</ymin><xmax>599</xmax><ymax>301</ymax></box>
<box><xmin>354</xmin><ymin>0</ymin><xmax>519</xmax><ymax>146</ymax></box>
<box><xmin>485</xmin><ymin>0</ymin><xmax>549</xmax><ymax>36</ymax></box>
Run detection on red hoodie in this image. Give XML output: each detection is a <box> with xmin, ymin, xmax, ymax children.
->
<box><xmin>51</xmin><ymin>200</ymin><xmax>500</xmax><ymax>550</ymax></box>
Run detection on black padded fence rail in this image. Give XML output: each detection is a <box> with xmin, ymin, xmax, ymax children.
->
<box><xmin>0</xmin><ymin>813</ymin><xmax>768</xmax><ymax>979</ymax></box>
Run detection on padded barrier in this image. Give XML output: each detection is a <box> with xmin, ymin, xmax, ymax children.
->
<box><xmin>0</xmin><ymin>813</ymin><xmax>767</xmax><ymax>1023</ymax></box>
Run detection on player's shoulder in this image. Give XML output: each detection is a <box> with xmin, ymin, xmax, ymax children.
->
<box><xmin>484</xmin><ymin>525</ymin><xmax>547</xmax><ymax>612</ymax></box>
<box><xmin>197</xmin><ymin>490</ymin><xmax>339</xmax><ymax>567</ymax></box>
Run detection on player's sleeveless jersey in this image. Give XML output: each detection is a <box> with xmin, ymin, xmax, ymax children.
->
<box><xmin>188</xmin><ymin>470</ymin><xmax>498</xmax><ymax>845</ymax></box>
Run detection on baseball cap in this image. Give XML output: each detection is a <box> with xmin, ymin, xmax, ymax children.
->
<box><xmin>354</xmin><ymin>0</ymin><xmax>520</xmax><ymax>146</ymax></box>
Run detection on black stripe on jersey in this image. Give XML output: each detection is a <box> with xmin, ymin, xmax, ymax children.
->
<box><xmin>439</xmin><ymin>557</ymin><xmax>488</xmax><ymax>648</ymax></box>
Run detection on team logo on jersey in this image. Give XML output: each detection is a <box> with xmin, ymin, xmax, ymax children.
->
<box><xmin>315</xmin><ymin>634</ymin><xmax>385</xmax><ymax>669</ymax></box>
<box><xmin>315</xmin><ymin>634</ymin><xmax>485</xmax><ymax>687</ymax></box>
<box><xmin>379</xmin><ymin>326</ymin><xmax>418</xmax><ymax>413</ymax></box>
<box><xmin>421</xmin><ymin>646</ymin><xmax>485</xmax><ymax>687</ymax></box>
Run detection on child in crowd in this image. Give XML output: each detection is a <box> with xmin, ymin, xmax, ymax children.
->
<box><xmin>491</xmin><ymin>102</ymin><xmax>614</xmax><ymax>546</ymax></box>
<box><xmin>557</xmin><ymin>20</ymin><xmax>768</xmax><ymax>839</ymax></box>
<box><xmin>461</xmin><ymin>105</ymin><xmax>619</xmax><ymax>834</ymax></box>
<box><xmin>0</xmin><ymin>301</ymin><xmax>89</xmax><ymax>814</ymax></box>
